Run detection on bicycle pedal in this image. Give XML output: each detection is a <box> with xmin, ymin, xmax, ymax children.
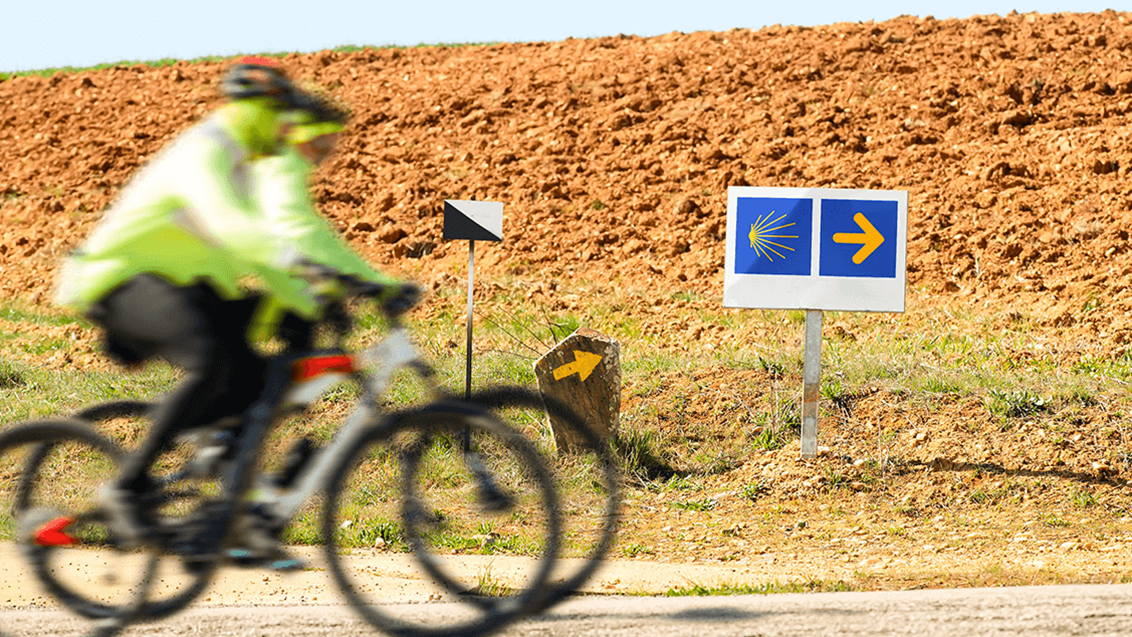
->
<box><xmin>225</xmin><ymin>548</ymin><xmax>305</xmax><ymax>572</ymax></box>
<box><xmin>180</xmin><ymin>548</ymin><xmax>221</xmax><ymax>576</ymax></box>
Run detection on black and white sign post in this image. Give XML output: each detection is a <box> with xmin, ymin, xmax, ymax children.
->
<box><xmin>443</xmin><ymin>199</ymin><xmax>504</xmax><ymax>400</ymax></box>
<box><xmin>724</xmin><ymin>186</ymin><xmax>908</xmax><ymax>459</ymax></box>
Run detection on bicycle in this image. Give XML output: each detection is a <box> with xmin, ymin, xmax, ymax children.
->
<box><xmin>0</xmin><ymin>281</ymin><xmax>620</xmax><ymax>637</ymax></box>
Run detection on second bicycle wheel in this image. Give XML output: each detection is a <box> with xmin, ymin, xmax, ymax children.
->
<box><xmin>76</xmin><ymin>400</ymin><xmax>219</xmax><ymax>620</ymax></box>
<box><xmin>323</xmin><ymin>401</ymin><xmax>560</xmax><ymax>637</ymax></box>
<box><xmin>464</xmin><ymin>387</ymin><xmax>620</xmax><ymax>612</ymax></box>
<box><xmin>14</xmin><ymin>401</ymin><xmax>217</xmax><ymax>623</ymax></box>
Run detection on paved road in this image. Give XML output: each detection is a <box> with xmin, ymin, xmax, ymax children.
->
<box><xmin>4</xmin><ymin>583</ymin><xmax>1132</xmax><ymax>637</ymax></box>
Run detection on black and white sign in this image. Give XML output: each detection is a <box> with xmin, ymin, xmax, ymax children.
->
<box><xmin>443</xmin><ymin>200</ymin><xmax>503</xmax><ymax>242</ymax></box>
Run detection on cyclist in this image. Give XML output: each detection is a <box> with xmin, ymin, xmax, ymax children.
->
<box><xmin>248</xmin><ymin>91</ymin><xmax>398</xmax><ymax>350</ymax></box>
<box><xmin>52</xmin><ymin>58</ymin><xmax>412</xmax><ymax>569</ymax></box>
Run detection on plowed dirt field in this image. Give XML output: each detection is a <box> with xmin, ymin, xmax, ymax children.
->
<box><xmin>5</xmin><ymin>10</ymin><xmax>1132</xmax><ymax>591</ymax></box>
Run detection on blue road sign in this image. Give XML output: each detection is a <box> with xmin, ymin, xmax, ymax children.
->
<box><xmin>724</xmin><ymin>187</ymin><xmax>907</xmax><ymax>313</ymax></box>
<box><xmin>734</xmin><ymin>197</ymin><xmax>812</xmax><ymax>276</ymax></box>
<box><xmin>819</xmin><ymin>199</ymin><xmax>898</xmax><ymax>278</ymax></box>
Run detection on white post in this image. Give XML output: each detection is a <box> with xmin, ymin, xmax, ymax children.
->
<box><xmin>465</xmin><ymin>240</ymin><xmax>475</xmax><ymax>401</ymax></box>
<box><xmin>801</xmin><ymin>309</ymin><xmax>822</xmax><ymax>459</ymax></box>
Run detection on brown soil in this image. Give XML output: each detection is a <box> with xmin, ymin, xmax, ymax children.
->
<box><xmin>4</xmin><ymin>10</ymin><xmax>1132</xmax><ymax>591</ymax></box>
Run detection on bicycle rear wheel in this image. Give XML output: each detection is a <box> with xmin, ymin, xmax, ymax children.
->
<box><xmin>323</xmin><ymin>401</ymin><xmax>560</xmax><ymax>637</ymax></box>
<box><xmin>71</xmin><ymin>400</ymin><xmax>220</xmax><ymax>620</ymax></box>
<box><xmin>466</xmin><ymin>387</ymin><xmax>620</xmax><ymax>612</ymax></box>
<box><xmin>5</xmin><ymin>402</ymin><xmax>215</xmax><ymax>624</ymax></box>
<box><xmin>0</xmin><ymin>418</ymin><xmax>154</xmax><ymax>633</ymax></box>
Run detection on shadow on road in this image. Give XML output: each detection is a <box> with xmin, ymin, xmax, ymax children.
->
<box><xmin>535</xmin><ymin>601</ymin><xmax>861</xmax><ymax>624</ymax></box>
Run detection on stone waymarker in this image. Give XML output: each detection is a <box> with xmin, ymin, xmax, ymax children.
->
<box><xmin>534</xmin><ymin>328</ymin><xmax>621</xmax><ymax>452</ymax></box>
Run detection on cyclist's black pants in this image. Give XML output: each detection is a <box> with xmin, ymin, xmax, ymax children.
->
<box><xmin>87</xmin><ymin>274</ymin><xmax>269</xmax><ymax>492</ymax></box>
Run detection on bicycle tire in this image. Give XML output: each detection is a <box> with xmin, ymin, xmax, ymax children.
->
<box><xmin>13</xmin><ymin>402</ymin><xmax>217</xmax><ymax>622</ymax></box>
<box><xmin>0</xmin><ymin>418</ymin><xmax>158</xmax><ymax>623</ymax></box>
<box><xmin>455</xmin><ymin>387</ymin><xmax>620</xmax><ymax>612</ymax></box>
<box><xmin>75</xmin><ymin>400</ymin><xmax>220</xmax><ymax>621</ymax></box>
<box><xmin>74</xmin><ymin>400</ymin><xmax>155</xmax><ymax>423</ymax></box>
<box><xmin>322</xmin><ymin>400</ymin><xmax>561</xmax><ymax>637</ymax></box>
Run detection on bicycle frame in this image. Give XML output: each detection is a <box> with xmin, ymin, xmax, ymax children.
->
<box><xmin>250</xmin><ymin>324</ymin><xmax>443</xmax><ymax>525</ymax></box>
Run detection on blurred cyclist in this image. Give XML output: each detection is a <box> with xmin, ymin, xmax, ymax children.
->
<box><xmin>53</xmin><ymin>58</ymin><xmax>412</xmax><ymax>569</ymax></box>
<box><xmin>248</xmin><ymin>93</ymin><xmax>397</xmax><ymax>351</ymax></box>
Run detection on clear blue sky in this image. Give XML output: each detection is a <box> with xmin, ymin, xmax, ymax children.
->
<box><xmin>3</xmin><ymin>1</ymin><xmax>1121</xmax><ymax>73</ymax></box>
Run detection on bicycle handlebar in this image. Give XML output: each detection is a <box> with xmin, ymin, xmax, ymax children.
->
<box><xmin>299</xmin><ymin>271</ymin><xmax>422</xmax><ymax>345</ymax></box>
<box><xmin>342</xmin><ymin>277</ymin><xmax>422</xmax><ymax>318</ymax></box>
<box><xmin>294</xmin><ymin>261</ymin><xmax>420</xmax><ymax>312</ymax></box>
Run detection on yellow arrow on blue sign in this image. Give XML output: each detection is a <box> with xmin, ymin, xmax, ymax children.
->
<box><xmin>832</xmin><ymin>213</ymin><xmax>885</xmax><ymax>264</ymax></box>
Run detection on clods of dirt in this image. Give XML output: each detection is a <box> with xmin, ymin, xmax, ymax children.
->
<box><xmin>2</xmin><ymin>11</ymin><xmax>1132</xmax><ymax>349</ymax></box>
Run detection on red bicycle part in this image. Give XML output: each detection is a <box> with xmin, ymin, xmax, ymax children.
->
<box><xmin>35</xmin><ymin>516</ymin><xmax>79</xmax><ymax>546</ymax></box>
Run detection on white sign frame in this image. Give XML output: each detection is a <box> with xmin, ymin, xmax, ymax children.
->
<box><xmin>723</xmin><ymin>186</ymin><xmax>908</xmax><ymax>313</ymax></box>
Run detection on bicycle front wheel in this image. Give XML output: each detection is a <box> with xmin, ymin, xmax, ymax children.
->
<box><xmin>466</xmin><ymin>387</ymin><xmax>621</xmax><ymax>612</ymax></box>
<box><xmin>323</xmin><ymin>401</ymin><xmax>560</xmax><ymax>637</ymax></box>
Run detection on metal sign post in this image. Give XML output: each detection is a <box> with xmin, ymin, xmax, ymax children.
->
<box><xmin>465</xmin><ymin>239</ymin><xmax>475</xmax><ymax>399</ymax></box>
<box><xmin>801</xmin><ymin>309</ymin><xmax>822</xmax><ymax>458</ymax></box>
<box><xmin>723</xmin><ymin>187</ymin><xmax>908</xmax><ymax>460</ymax></box>
<box><xmin>443</xmin><ymin>199</ymin><xmax>503</xmax><ymax>401</ymax></box>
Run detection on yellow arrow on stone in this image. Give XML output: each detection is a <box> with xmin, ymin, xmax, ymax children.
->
<box><xmin>552</xmin><ymin>350</ymin><xmax>603</xmax><ymax>382</ymax></box>
<box><xmin>832</xmin><ymin>212</ymin><xmax>885</xmax><ymax>264</ymax></box>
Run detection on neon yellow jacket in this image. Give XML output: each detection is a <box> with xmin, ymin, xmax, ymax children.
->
<box><xmin>55</xmin><ymin>99</ymin><xmax>325</xmax><ymax>318</ymax></box>
<box><xmin>244</xmin><ymin>145</ymin><xmax>397</xmax><ymax>335</ymax></box>
<box><xmin>253</xmin><ymin>147</ymin><xmax>392</xmax><ymax>286</ymax></box>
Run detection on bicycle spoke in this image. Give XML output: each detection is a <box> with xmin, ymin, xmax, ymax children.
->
<box><xmin>0</xmin><ymin>420</ymin><xmax>145</xmax><ymax>636</ymax></box>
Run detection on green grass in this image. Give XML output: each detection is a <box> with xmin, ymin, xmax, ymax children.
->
<box><xmin>0</xmin><ymin>357</ymin><xmax>177</xmax><ymax>424</ymax></box>
<box><xmin>750</xmin><ymin>425</ymin><xmax>786</xmax><ymax>451</ymax></box>
<box><xmin>474</xmin><ymin>566</ymin><xmax>516</xmax><ymax>597</ymax></box>
<box><xmin>336</xmin><ymin>518</ymin><xmax>408</xmax><ymax>551</ymax></box>
<box><xmin>614</xmin><ymin>427</ymin><xmax>676</xmax><ymax>482</ymax></box>
<box><xmin>983</xmin><ymin>388</ymin><xmax>1050</xmax><ymax>419</ymax></box>
<box><xmin>740</xmin><ymin>480</ymin><xmax>769</xmax><ymax>502</ymax></box>
<box><xmin>5</xmin><ymin>275</ymin><xmax>1132</xmax><ymax>554</ymax></box>
<box><xmin>664</xmin><ymin>580</ymin><xmax>855</xmax><ymax>596</ymax></box>
<box><xmin>2</xmin><ymin>55</ymin><xmax>227</xmax><ymax>79</ymax></box>
<box><xmin>1070</xmin><ymin>488</ymin><xmax>1097</xmax><ymax>509</ymax></box>
<box><xmin>1043</xmin><ymin>514</ymin><xmax>1071</xmax><ymax>528</ymax></box>
<box><xmin>0</xmin><ymin>42</ymin><xmax>500</xmax><ymax>80</ymax></box>
<box><xmin>670</xmin><ymin>498</ymin><xmax>716</xmax><ymax>512</ymax></box>
<box><xmin>620</xmin><ymin>542</ymin><xmax>654</xmax><ymax>557</ymax></box>
<box><xmin>0</xmin><ymin>306</ymin><xmax>90</xmax><ymax>328</ymax></box>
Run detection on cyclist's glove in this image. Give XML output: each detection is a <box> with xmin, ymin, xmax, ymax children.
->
<box><xmin>380</xmin><ymin>282</ymin><xmax>423</xmax><ymax>316</ymax></box>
